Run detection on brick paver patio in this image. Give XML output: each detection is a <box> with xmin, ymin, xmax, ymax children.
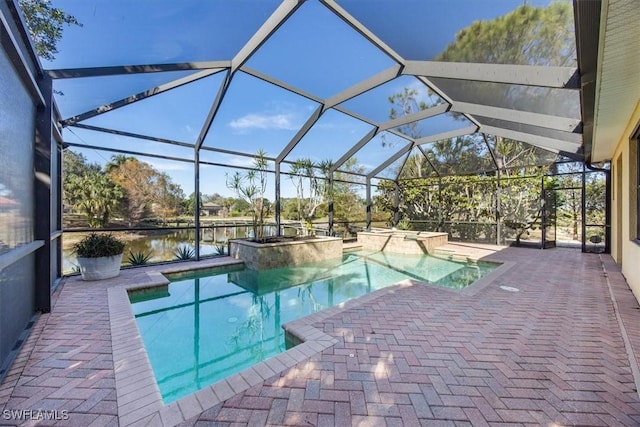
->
<box><xmin>1</xmin><ymin>246</ymin><xmax>640</xmax><ymax>426</ymax></box>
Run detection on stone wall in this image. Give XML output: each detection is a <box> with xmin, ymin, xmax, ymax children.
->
<box><xmin>229</xmin><ymin>237</ymin><xmax>343</xmax><ymax>270</ymax></box>
<box><xmin>357</xmin><ymin>231</ymin><xmax>448</xmax><ymax>254</ymax></box>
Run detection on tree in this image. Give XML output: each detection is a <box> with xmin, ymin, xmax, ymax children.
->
<box><xmin>435</xmin><ymin>2</ymin><xmax>577</xmax><ymax>117</ymax></box>
<box><xmin>106</xmin><ymin>156</ymin><xmax>185</xmax><ymax>226</ymax></box>
<box><xmin>288</xmin><ymin>158</ymin><xmax>331</xmax><ymax>235</ymax></box>
<box><xmin>226</xmin><ymin>150</ymin><xmax>270</xmax><ymax>242</ymax></box>
<box><xmin>184</xmin><ymin>192</ymin><xmax>203</xmax><ymax>216</ymax></box>
<box><xmin>332</xmin><ymin>159</ymin><xmax>366</xmax><ymax>236</ymax></box>
<box><xmin>63</xmin><ymin>150</ymin><xmax>123</xmax><ymax>228</ymax></box>
<box><xmin>19</xmin><ymin>0</ymin><xmax>81</xmax><ymax>61</ymax></box>
<box><xmin>436</xmin><ymin>3</ymin><xmax>575</xmax><ymax>66</ymax></box>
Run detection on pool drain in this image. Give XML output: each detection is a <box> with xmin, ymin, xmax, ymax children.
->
<box><xmin>499</xmin><ymin>285</ymin><xmax>520</xmax><ymax>292</ymax></box>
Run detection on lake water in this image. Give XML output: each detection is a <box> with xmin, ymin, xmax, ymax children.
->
<box><xmin>62</xmin><ymin>225</ymin><xmax>295</xmax><ymax>273</ymax></box>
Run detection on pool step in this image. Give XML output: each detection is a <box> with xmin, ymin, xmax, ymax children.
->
<box><xmin>432</xmin><ymin>247</ymin><xmax>479</xmax><ymax>264</ymax></box>
<box><xmin>343</xmin><ymin>242</ymin><xmax>362</xmax><ymax>252</ymax></box>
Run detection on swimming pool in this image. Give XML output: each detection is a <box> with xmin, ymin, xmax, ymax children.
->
<box><xmin>129</xmin><ymin>251</ymin><xmax>498</xmax><ymax>403</ymax></box>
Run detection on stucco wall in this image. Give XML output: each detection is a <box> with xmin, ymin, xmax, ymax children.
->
<box><xmin>611</xmin><ymin>100</ymin><xmax>640</xmax><ymax>299</ymax></box>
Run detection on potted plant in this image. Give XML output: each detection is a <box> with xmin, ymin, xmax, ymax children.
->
<box><xmin>73</xmin><ymin>233</ymin><xmax>125</xmax><ymax>280</ymax></box>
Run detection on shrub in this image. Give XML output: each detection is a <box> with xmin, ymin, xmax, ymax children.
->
<box><xmin>73</xmin><ymin>233</ymin><xmax>125</xmax><ymax>258</ymax></box>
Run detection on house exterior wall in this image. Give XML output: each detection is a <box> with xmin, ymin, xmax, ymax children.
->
<box><xmin>611</xmin><ymin>100</ymin><xmax>640</xmax><ymax>299</ymax></box>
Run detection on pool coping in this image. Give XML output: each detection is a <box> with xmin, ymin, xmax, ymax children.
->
<box><xmin>108</xmin><ymin>255</ymin><xmax>515</xmax><ymax>426</ymax></box>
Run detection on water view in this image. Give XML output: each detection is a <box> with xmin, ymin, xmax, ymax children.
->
<box><xmin>62</xmin><ymin>224</ymin><xmax>296</xmax><ymax>272</ymax></box>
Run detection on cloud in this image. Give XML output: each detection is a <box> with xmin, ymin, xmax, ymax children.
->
<box><xmin>229</xmin><ymin>113</ymin><xmax>299</xmax><ymax>131</ymax></box>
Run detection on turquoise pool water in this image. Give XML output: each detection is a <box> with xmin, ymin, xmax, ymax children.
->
<box><xmin>129</xmin><ymin>251</ymin><xmax>498</xmax><ymax>403</ymax></box>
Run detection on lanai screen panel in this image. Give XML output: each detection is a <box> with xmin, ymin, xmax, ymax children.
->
<box><xmin>202</xmin><ymin>72</ymin><xmax>320</xmax><ymax>158</ymax></box>
<box><xmin>428</xmin><ymin>78</ymin><xmax>581</xmax><ymax>120</ymax></box>
<box><xmin>43</xmin><ymin>0</ymin><xmax>281</xmax><ymax>68</ymax></box>
<box><xmin>486</xmin><ymin>135</ymin><xmax>562</xmax><ymax>171</ymax></box>
<box><xmin>391</xmin><ymin>113</ymin><xmax>475</xmax><ymax>141</ymax></box>
<box><xmin>284</xmin><ymin>110</ymin><xmax>375</xmax><ymax>165</ymax></box>
<box><xmin>79</xmin><ymin>73</ymin><xmax>226</xmax><ymax>144</ymax></box>
<box><xmin>245</xmin><ymin>0</ymin><xmax>395</xmax><ymax>99</ymax></box>
<box><xmin>397</xmin><ymin>147</ymin><xmax>439</xmax><ymax>180</ymax></box>
<box><xmin>334</xmin><ymin>0</ymin><xmax>576</xmax><ymax>67</ymax></box>
<box><xmin>64</xmin><ymin>128</ymin><xmax>195</xmax><ymax>160</ymax></box>
<box><xmin>423</xmin><ymin>135</ymin><xmax>496</xmax><ymax>176</ymax></box>
<box><xmin>44</xmin><ymin>0</ymin><xmax>587</xmax><ymax>202</ymax></box>
<box><xmin>339</xmin><ymin>75</ymin><xmax>445</xmax><ymax>124</ymax></box>
<box><xmin>54</xmin><ymin>70</ymin><xmax>200</xmax><ymax>119</ymax></box>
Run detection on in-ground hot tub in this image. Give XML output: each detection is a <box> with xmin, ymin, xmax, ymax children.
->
<box><xmin>357</xmin><ymin>229</ymin><xmax>448</xmax><ymax>254</ymax></box>
<box><xmin>229</xmin><ymin>236</ymin><xmax>343</xmax><ymax>270</ymax></box>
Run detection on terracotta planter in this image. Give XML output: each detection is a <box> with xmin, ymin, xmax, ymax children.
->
<box><xmin>77</xmin><ymin>254</ymin><xmax>123</xmax><ymax>281</ymax></box>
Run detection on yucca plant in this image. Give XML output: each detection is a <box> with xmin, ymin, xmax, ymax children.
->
<box><xmin>127</xmin><ymin>250</ymin><xmax>153</xmax><ymax>265</ymax></box>
<box><xmin>173</xmin><ymin>245</ymin><xmax>195</xmax><ymax>260</ymax></box>
<box><xmin>214</xmin><ymin>244</ymin><xmax>226</xmax><ymax>256</ymax></box>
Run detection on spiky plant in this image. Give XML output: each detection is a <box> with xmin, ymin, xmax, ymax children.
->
<box><xmin>173</xmin><ymin>245</ymin><xmax>195</xmax><ymax>260</ymax></box>
<box><xmin>214</xmin><ymin>244</ymin><xmax>226</xmax><ymax>256</ymax></box>
<box><xmin>126</xmin><ymin>250</ymin><xmax>153</xmax><ymax>265</ymax></box>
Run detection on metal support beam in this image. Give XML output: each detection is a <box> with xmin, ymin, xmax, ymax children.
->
<box><xmin>34</xmin><ymin>75</ymin><xmax>53</xmax><ymax>312</ymax></box>
<box><xmin>393</xmin><ymin>182</ymin><xmax>400</xmax><ymax>226</ymax></box>
<box><xmin>328</xmin><ymin>171</ymin><xmax>334</xmax><ymax>236</ymax></box>
<box><xmin>368</xmin><ymin>141</ymin><xmax>413</xmax><ymax>179</ymax></box>
<box><xmin>416</xmin><ymin>145</ymin><xmax>441</xmax><ymax>177</ymax></box>
<box><xmin>62</xmin><ymin>69</ymin><xmax>222</xmax><ymax>126</ymax></box>
<box><xmin>496</xmin><ymin>170</ymin><xmax>501</xmax><ymax>245</ymax></box>
<box><xmin>46</xmin><ymin>61</ymin><xmax>231</xmax><ymax>79</ymax></box>
<box><xmin>240</xmin><ymin>66</ymin><xmax>323</xmax><ymax>104</ymax></box>
<box><xmin>415</xmin><ymin>125</ymin><xmax>478</xmax><ymax>146</ymax></box>
<box><xmin>321</xmin><ymin>0</ymin><xmax>405</xmax><ymax>65</ymax></box>
<box><xmin>581</xmin><ymin>163</ymin><xmax>586</xmax><ymax>253</ymax></box>
<box><xmin>63</xmin><ymin>142</ymin><xmax>194</xmax><ymax>164</ymax></box>
<box><xmin>195</xmin><ymin>70</ymin><xmax>232</xmax><ymax>151</ymax></box>
<box><xmin>480</xmin><ymin>125</ymin><xmax>583</xmax><ymax>154</ymax></box>
<box><xmin>482</xmin><ymin>133</ymin><xmax>500</xmax><ymax>170</ymax></box>
<box><xmin>330</xmin><ymin>127</ymin><xmax>378</xmax><ymax>172</ymax></box>
<box><xmin>196</xmin><ymin>2</ymin><xmax>300</xmax><ymax>152</ymax></box>
<box><xmin>277</xmin><ymin>105</ymin><xmax>324</xmax><ymax>162</ymax></box>
<box><xmin>324</xmin><ymin>64</ymin><xmax>402</xmax><ymax>110</ymax></box>
<box><xmin>67</xmin><ymin>124</ymin><xmax>195</xmax><ymax>148</ymax></box>
<box><xmin>194</xmin><ymin>149</ymin><xmax>201</xmax><ymax>260</ymax></box>
<box><xmin>403</xmin><ymin>61</ymin><xmax>580</xmax><ymax>89</ymax></box>
<box><xmin>378</xmin><ymin>103</ymin><xmax>449</xmax><ymax>131</ymax></box>
<box><xmin>232</xmin><ymin>0</ymin><xmax>302</xmax><ymax>71</ymax></box>
<box><xmin>275</xmin><ymin>161</ymin><xmax>281</xmax><ymax>236</ymax></box>
<box><xmin>451</xmin><ymin>102</ymin><xmax>582</xmax><ymax>133</ymax></box>
<box><xmin>366</xmin><ymin>177</ymin><xmax>372</xmax><ymax>230</ymax></box>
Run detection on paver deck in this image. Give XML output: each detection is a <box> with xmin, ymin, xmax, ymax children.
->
<box><xmin>2</xmin><ymin>245</ymin><xmax>640</xmax><ymax>426</ymax></box>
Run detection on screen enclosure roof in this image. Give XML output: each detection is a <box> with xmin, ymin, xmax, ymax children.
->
<box><xmin>45</xmin><ymin>0</ymin><xmax>599</xmax><ymax>182</ymax></box>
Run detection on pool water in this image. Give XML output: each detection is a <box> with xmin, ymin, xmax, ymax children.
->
<box><xmin>129</xmin><ymin>251</ymin><xmax>498</xmax><ymax>403</ymax></box>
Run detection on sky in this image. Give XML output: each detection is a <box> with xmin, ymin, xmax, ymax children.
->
<box><xmin>48</xmin><ymin>0</ymin><xmax>564</xmax><ymax>199</ymax></box>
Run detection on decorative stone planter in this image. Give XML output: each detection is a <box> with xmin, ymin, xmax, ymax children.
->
<box><xmin>76</xmin><ymin>254</ymin><xmax>123</xmax><ymax>281</ymax></box>
<box><xmin>229</xmin><ymin>236</ymin><xmax>343</xmax><ymax>270</ymax></box>
<box><xmin>357</xmin><ymin>230</ymin><xmax>448</xmax><ymax>254</ymax></box>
